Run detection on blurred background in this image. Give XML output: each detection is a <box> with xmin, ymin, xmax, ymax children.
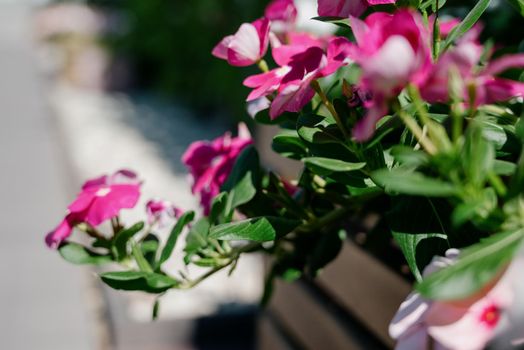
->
<box><xmin>1</xmin><ymin>0</ymin><xmax>523</xmax><ymax>349</ymax></box>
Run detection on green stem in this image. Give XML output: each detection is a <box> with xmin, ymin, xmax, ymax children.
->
<box><xmin>132</xmin><ymin>243</ymin><xmax>153</xmax><ymax>273</ymax></box>
<box><xmin>311</xmin><ymin>80</ymin><xmax>350</xmax><ymax>139</ymax></box>
<box><xmin>487</xmin><ymin>172</ymin><xmax>507</xmax><ymax>197</ymax></box>
<box><xmin>257</xmin><ymin>59</ymin><xmax>269</xmax><ymax>73</ymax></box>
<box><xmin>397</xmin><ymin>108</ymin><xmax>437</xmax><ymax>155</ymax></box>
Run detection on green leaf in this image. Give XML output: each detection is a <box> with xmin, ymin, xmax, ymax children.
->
<box><xmin>141</xmin><ymin>234</ymin><xmax>160</xmax><ymax>267</ymax></box>
<box><xmin>158</xmin><ymin>211</ymin><xmax>195</xmax><ymax>267</ymax></box>
<box><xmin>312</xmin><ymin>16</ymin><xmax>350</xmax><ymax>29</ymax></box>
<box><xmin>132</xmin><ymin>243</ymin><xmax>153</xmax><ymax>273</ymax></box>
<box><xmin>184</xmin><ymin>218</ymin><xmax>210</xmax><ymax>262</ymax></box>
<box><xmin>417</xmin><ymin>230</ymin><xmax>524</xmax><ymax>300</ymax></box>
<box><xmin>393</xmin><ymin>232</ymin><xmax>448</xmax><ymax>282</ymax></box>
<box><xmin>297</xmin><ymin>113</ymin><xmax>342</xmax><ymax>144</ymax></box>
<box><xmin>493</xmin><ymin>160</ymin><xmax>516</xmax><ymax>176</ymax></box>
<box><xmin>222</xmin><ymin>146</ymin><xmax>259</xmax><ymax>212</ymax></box>
<box><xmin>272</xmin><ymin>130</ymin><xmax>308</xmax><ymax>160</ymax></box>
<box><xmin>100</xmin><ymin>271</ymin><xmax>179</xmax><ymax>294</ymax></box>
<box><xmin>209</xmin><ymin>192</ymin><xmax>228</xmax><ymax>224</ymax></box>
<box><xmin>59</xmin><ymin>243</ymin><xmax>112</xmax><ymax>265</ymax></box>
<box><xmin>112</xmin><ymin>222</ymin><xmax>145</xmax><ymax>261</ymax></box>
<box><xmin>372</xmin><ymin>169</ymin><xmax>459</xmax><ymax>197</ymax></box>
<box><xmin>462</xmin><ymin>123</ymin><xmax>494</xmax><ymax>186</ymax></box>
<box><xmin>443</xmin><ymin>0</ymin><xmax>491</xmax><ymax>50</ymax></box>
<box><xmin>390</xmin><ymin>146</ymin><xmax>429</xmax><ymax>168</ymax></box>
<box><xmin>506</xmin><ymin>0</ymin><xmax>524</xmax><ymax>16</ymax></box>
<box><xmin>303</xmin><ymin>157</ymin><xmax>366</xmax><ymax>175</ymax></box>
<box><xmin>209</xmin><ymin>217</ymin><xmax>276</xmax><ymax>242</ymax></box>
<box><xmin>452</xmin><ymin>188</ymin><xmax>498</xmax><ymax>228</ymax></box>
<box><xmin>388</xmin><ymin>197</ymin><xmax>450</xmax><ymax>281</ymax></box>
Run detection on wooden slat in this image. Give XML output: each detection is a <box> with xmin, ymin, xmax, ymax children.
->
<box><xmin>268</xmin><ymin>280</ymin><xmax>385</xmax><ymax>350</ymax></box>
<box><xmin>316</xmin><ymin>241</ymin><xmax>411</xmax><ymax>347</ymax></box>
<box><xmin>257</xmin><ymin>314</ymin><xmax>295</xmax><ymax>350</ymax></box>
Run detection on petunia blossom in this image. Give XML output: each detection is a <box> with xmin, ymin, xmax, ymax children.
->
<box><xmin>45</xmin><ymin>169</ymin><xmax>141</xmax><ymax>248</ymax></box>
<box><xmin>182</xmin><ymin>124</ymin><xmax>253</xmax><ymax>214</ymax></box>
<box><xmin>348</xmin><ymin>10</ymin><xmax>432</xmax><ymax>141</ymax></box>
<box><xmin>317</xmin><ymin>0</ymin><xmax>396</xmax><ymax>18</ymax></box>
<box><xmin>390</xmin><ymin>248</ymin><xmax>518</xmax><ymax>350</ymax></box>
<box><xmin>146</xmin><ymin>199</ymin><xmax>182</xmax><ymax>227</ymax></box>
<box><xmin>212</xmin><ymin>18</ymin><xmax>270</xmax><ymax>67</ymax></box>
<box><xmin>243</xmin><ymin>33</ymin><xmax>352</xmax><ymax>118</ymax></box>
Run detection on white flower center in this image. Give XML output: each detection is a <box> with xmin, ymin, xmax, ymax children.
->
<box><xmin>95</xmin><ymin>187</ymin><xmax>111</xmax><ymax>197</ymax></box>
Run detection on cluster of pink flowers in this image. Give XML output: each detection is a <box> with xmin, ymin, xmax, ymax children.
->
<box><xmin>46</xmin><ymin>170</ymin><xmax>184</xmax><ymax>248</ymax></box>
<box><xmin>45</xmin><ymin>169</ymin><xmax>141</xmax><ymax>248</ymax></box>
<box><xmin>390</xmin><ymin>249</ymin><xmax>524</xmax><ymax>350</ymax></box>
<box><xmin>182</xmin><ymin>123</ymin><xmax>253</xmax><ymax>214</ymax></box>
<box><xmin>213</xmin><ymin>0</ymin><xmax>524</xmax><ymax>141</ymax></box>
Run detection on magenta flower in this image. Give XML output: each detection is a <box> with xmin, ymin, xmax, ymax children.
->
<box><xmin>420</xmin><ymin>29</ymin><xmax>524</xmax><ymax>106</ymax></box>
<box><xmin>348</xmin><ymin>10</ymin><xmax>432</xmax><ymax>141</ymax></box>
<box><xmin>45</xmin><ymin>169</ymin><xmax>142</xmax><ymax>248</ymax></box>
<box><xmin>212</xmin><ymin>18</ymin><xmax>270</xmax><ymax>67</ymax></box>
<box><xmin>317</xmin><ymin>0</ymin><xmax>396</xmax><ymax>18</ymax></box>
<box><xmin>390</xmin><ymin>249</ymin><xmax>519</xmax><ymax>350</ymax></box>
<box><xmin>265</xmin><ymin>0</ymin><xmax>297</xmax><ymax>24</ymax></box>
<box><xmin>244</xmin><ymin>33</ymin><xmax>352</xmax><ymax>119</ymax></box>
<box><xmin>182</xmin><ymin>124</ymin><xmax>253</xmax><ymax>214</ymax></box>
<box><xmin>146</xmin><ymin>200</ymin><xmax>182</xmax><ymax>227</ymax></box>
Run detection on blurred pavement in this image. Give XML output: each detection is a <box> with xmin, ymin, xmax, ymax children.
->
<box><xmin>0</xmin><ymin>3</ymin><xmax>92</xmax><ymax>349</ymax></box>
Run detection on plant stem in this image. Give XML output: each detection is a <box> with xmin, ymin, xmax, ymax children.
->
<box><xmin>487</xmin><ymin>172</ymin><xmax>507</xmax><ymax>197</ymax></box>
<box><xmin>397</xmin><ymin>108</ymin><xmax>437</xmax><ymax>155</ymax></box>
<box><xmin>257</xmin><ymin>59</ymin><xmax>269</xmax><ymax>73</ymax></box>
<box><xmin>311</xmin><ymin>80</ymin><xmax>350</xmax><ymax>139</ymax></box>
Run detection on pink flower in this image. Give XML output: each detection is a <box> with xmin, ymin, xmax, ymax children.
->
<box><xmin>45</xmin><ymin>170</ymin><xmax>141</xmax><ymax>248</ymax></box>
<box><xmin>265</xmin><ymin>0</ymin><xmax>297</xmax><ymax>24</ymax></box>
<box><xmin>182</xmin><ymin>124</ymin><xmax>253</xmax><ymax>214</ymax></box>
<box><xmin>212</xmin><ymin>18</ymin><xmax>270</xmax><ymax>67</ymax></box>
<box><xmin>390</xmin><ymin>249</ymin><xmax>518</xmax><ymax>350</ymax></box>
<box><xmin>317</xmin><ymin>0</ymin><xmax>396</xmax><ymax>18</ymax></box>
<box><xmin>243</xmin><ymin>33</ymin><xmax>352</xmax><ymax>118</ymax></box>
<box><xmin>420</xmin><ymin>29</ymin><xmax>524</xmax><ymax>106</ymax></box>
<box><xmin>146</xmin><ymin>200</ymin><xmax>182</xmax><ymax>227</ymax></box>
<box><xmin>348</xmin><ymin>10</ymin><xmax>432</xmax><ymax>141</ymax></box>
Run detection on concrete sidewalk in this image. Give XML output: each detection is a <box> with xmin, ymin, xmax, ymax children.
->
<box><xmin>0</xmin><ymin>3</ymin><xmax>92</xmax><ymax>349</ymax></box>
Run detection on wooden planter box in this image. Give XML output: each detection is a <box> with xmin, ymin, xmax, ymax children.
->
<box><xmin>255</xmin><ymin>125</ymin><xmax>412</xmax><ymax>350</ymax></box>
<box><xmin>258</xmin><ymin>241</ymin><xmax>411</xmax><ymax>349</ymax></box>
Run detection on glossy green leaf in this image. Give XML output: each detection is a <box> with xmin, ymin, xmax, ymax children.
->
<box><xmin>59</xmin><ymin>242</ymin><xmax>112</xmax><ymax>265</ymax></box>
<box><xmin>184</xmin><ymin>218</ymin><xmax>210</xmax><ymax>261</ymax></box>
<box><xmin>158</xmin><ymin>211</ymin><xmax>195</xmax><ymax>267</ymax></box>
<box><xmin>393</xmin><ymin>232</ymin><xmax>448</xmax><ymax>282</ymax></box>
<box><xmin>372</xmin><ymin>169</ymin><xmax>459</xmax><ymax>197</ymax></box>
<box><xmin>209</xmin><ymin>192</ymin><xmax>228</xmax><ymax>224</ymax></box>
<box><xmin>209</xmin><ymin>217</ymin><xmax>276</xmax><ymax>242</ymax></box>
<box><xmin>100</xmin><ymin>271</ymin><xmax>179</xmax><ymax>294</ymax></box>
<box><xmin>297</xmin><ymin>113</ymin><xmax>342</xmax><ymax>144</ymax></box>
<box><xmin>222</xmin><ymin>146</ymin><xmax>259</xmax><ymax>212</ymax></box>
<box><xmin>272</xmin><ymin>130</ymin><xmax>308</xmax><ymax>160</ymax></box>
<box><xmin>303</xmin><ymin>157</ymin><xmax>366</xmax><ymax>175</ymax></box>
<box><xmin>113</xmin><ymin>222</ymin><xmax>145</xmax><ymax>261</ymax></box>
<box><xmin>417</xmin><ymin>230</ymin><xmax>524</xmax><ymax>300</ymax></box>
<box><xmin>312</xmin><ymin>16</ymin><xmax>350</xmax><ymax>28</ymax></box>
